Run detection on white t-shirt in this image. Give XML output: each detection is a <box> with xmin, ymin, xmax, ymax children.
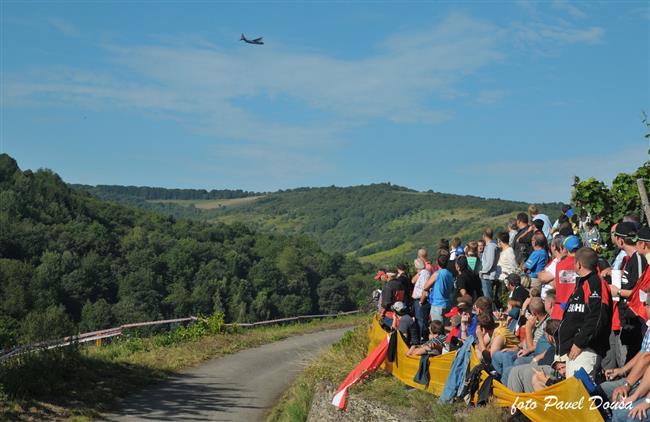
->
<box><xmin>412</xmin><ymin>269</ymin><xmax>431</xmax><ymax>299</ymax></box>
<box><xmin>540</xmin><ymin>257</ymin><xmax>559</xmax><ymax>299</ymax></box>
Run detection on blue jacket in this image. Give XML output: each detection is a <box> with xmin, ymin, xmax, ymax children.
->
<box><xmin>439</xmin><ymin>335</ymin><xmax>475</xmax><ymax>402</ymax></box>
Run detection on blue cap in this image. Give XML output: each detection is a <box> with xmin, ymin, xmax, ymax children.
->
<box><xmin>563</xmin><ymin>235</ymin><xmax>581</xmax><ymax>252</ymax></box>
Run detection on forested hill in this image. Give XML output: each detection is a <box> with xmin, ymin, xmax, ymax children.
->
<box><xmin>0</xmin><ymin>154</ymin><xmax>371</xmax><ymax>349</ymax></box>
<box><xmin>211</xmin><ymin>185</ymin><xmax>561</xmax><ymax>263</ymax></box>
<box><xmin>75</xmin><ymin>183</ymin><xmax>561</xmax><ymax>264</ymax></box>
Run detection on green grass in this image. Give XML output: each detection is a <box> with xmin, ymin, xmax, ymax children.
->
<box><xmin>268</xmin><ymin>317</ymin><xmax>507</xmax><ymax>422</ymax></box>
<box><xmin>358</xmin><ymin>241</ymin><xmax>415</xmax><ymax>264</ymax></box>
<box><xmin>147</xmin><ymin>196</ymin><xmax>264</xmax><ymax>209</ymax></box>
<box><xmin>0</xmin><ymin>314</ymin><xmax>367</xmax><ymax>422</ymax></box>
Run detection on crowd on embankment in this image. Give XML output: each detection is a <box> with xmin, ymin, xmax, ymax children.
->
<box><xmin>374</xmin><ymin>205</ymin><xmax>650</xmax><ymax>421</ymax></box>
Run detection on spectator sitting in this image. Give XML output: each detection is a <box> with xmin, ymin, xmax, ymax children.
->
<box><xmin>504</xmin><ymin>274</ymin><xmax>529</xmax><ymax>332</ymax></box>
<box><xmin>474</xmin><ymin>312</ymin><xmax>519</xmax><ymax>362</ymax></box>
<box><xmin>524</xmin><ymin>233</ymin><xmax>548</xmax><ymax>289</ymax></box>
<box><xmin>506</xmin><ymin>319</ymin><xmax>561</xmax><ymax>393</ymax></box>
<box><xmin>390</xmin><ymin>301</ymin><xmax>420</xmax><ymax>346</ymax></box>
<box><xmin>493</xmin><ymin>297</ymin><xmax>547</xmax><ymax>382</ymax></box>
<box><xmin>600</xmin><ymin>286</ymin><xmax>650</xmax><ymax>408</ymax></box>
<box><xmin>407</xmin><ymin>320</ymin><xmax>447</xmax><ymax>356</ymax></box>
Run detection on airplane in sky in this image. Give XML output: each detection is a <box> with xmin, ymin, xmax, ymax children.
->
<box><xmin>240</xmin><ymin>34</ymin><xmax>264</xmax><ymax>45</ymax></box>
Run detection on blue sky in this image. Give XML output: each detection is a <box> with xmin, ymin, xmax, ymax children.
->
<box><xmin>2</xmin><ymin>1</ymin><xmax>649</xmax><ymax>202</ymax></box>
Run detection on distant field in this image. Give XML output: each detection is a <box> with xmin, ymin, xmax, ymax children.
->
<box><xmin>147</xmin><ymin>196</ymin><xmax>265</xmax><ymax>209</ymax></box>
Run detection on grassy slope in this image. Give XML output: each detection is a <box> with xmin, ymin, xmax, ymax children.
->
<box><xmin>147</xmin><ymin>195</ymin><xmax>265</xmax><ymax>209</ymax></box>
<box><xmin>268</xmin><ymin>317</ymin><xmax>505</xmax><ymax>422</ymax></box>
<box><xmin>210</xmin><ymin>185</ymin><xmax>560</xmax><ymax>265</ymax></box>
<box><xmin>0</xmin><ymin>314</ymin><xmax>366</xmax><ymax>422</ymax></box>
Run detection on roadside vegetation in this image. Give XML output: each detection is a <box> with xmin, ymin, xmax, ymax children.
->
<box><xmin>0</xmin><ymin>313</ymin><xmax>366</xmax><ymax>421</ymax></box>
<box><xmin>268</xmin><ymin>316</ymin><xmax>505</xmax><ymax>422</ymax></box>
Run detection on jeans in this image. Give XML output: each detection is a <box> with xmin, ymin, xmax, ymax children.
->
<box><xmin>413</xmin><ymin>300</ymin><xmax>430</xmax><ymax>341</ymax></box>
<box><xmin>481</xmin><ymin>278</ymin><xmax>493</xmax><ymax>300</ymax></box>
<box><xmin>612</xmin><ymin>398</ymin><xmax>648</xmax><ymax>421</ymax></box>
<box><xmin>430</xmin><ymin>305</ymin><xmax>445</xmax><ymax>323</ymax></box>
<box><xmin>492</xmin><ymin>350</ymin><xmax>518</xmax><ymax>381</ymax></box>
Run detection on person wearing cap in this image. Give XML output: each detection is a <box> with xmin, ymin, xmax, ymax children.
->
<box><xmin>554</xmin><ymin>247</ymin><xmax>612</xmax><ymax>379</ymax></box>
<box><xmin>637</xmin><ymin>227</ymin><xmax>650</xmax><ymax>263</ymax></box>
<box><xmin>600</xmin><ymin>286</ymin><xmax>650</xmax><ymax>407</ymax></box>
<box><xmin>390</xmin><ymin>301</ymin><xmax>420</xmax><ymax>346</ymax></box>
<box><xmin>380</xmin><ymin>270</ymin><xmax>406</xmax><ymax>328</ymax></box>
<box><xmin>609</xmin><ymin>222</ymin><xmax>649</xmax><ymax>365</ymax></box>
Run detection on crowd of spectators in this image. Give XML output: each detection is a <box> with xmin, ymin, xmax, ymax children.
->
<box><xmin>375</xmin><ymin>205</ymin><xmax>650</xmax><ymax>421</ymax></box>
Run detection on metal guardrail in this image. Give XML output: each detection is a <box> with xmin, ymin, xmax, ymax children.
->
<box><xmin>0</xmin><ymin>310</ymin><xmax>361</xmax><ymax>362</ymax></box>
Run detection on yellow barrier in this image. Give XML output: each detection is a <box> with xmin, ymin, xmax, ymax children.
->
<box><xmin>367</xmin><ymin>317</ymin><xmax>604</xmax><ymax>422</ymax></box>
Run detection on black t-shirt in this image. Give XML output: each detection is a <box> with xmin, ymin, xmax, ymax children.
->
<box><xmin>514</xmin><ymin>228</ymin><xmax>533</xmax><ymax>264</ymax></box>
<box><xmin>455</xmin><ymin>270</ymin><xmax>482</xmax><ymax>302</ymax></box>
<box><xmin>381</xmin><ymin>279</ymin><xmax>406</xmax><ymax>310</ymax></box>
<box><xmin>397</xmin><ymin>274</ymin><xmax>412</xmax><ymax>304</ymax></box>
<box><xmin>511</xmin><ymin>285</ymin><xmax>529</xmax><ymax>305</ymax></box>
<box><xmin>622</xmin><ymin>252</ymin><xmax>649</xmax><ymax>291</ymax></box>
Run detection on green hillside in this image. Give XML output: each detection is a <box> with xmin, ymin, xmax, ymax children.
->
<box><xmin>0</xmin><ymin>154</ymin><xmax>371</xmax><ymax>349</ymax></box>
<box><xmin>75</xmin><ymin>183</ymin><xmax>561</xmax><ymax>265</ymax></box>
<box><xmin>210</xmin><ymin>184</ymin><xmax>561</xmax><ymax>264</ymax></box>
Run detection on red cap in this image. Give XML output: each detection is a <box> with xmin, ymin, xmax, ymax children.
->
<box><xmin>373</xmin><ymin>271</ymin><xmax>386</xmax><ymax>280</ymax></box>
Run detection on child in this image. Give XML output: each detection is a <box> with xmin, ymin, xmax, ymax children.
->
<box><xmin>407</xmin><ymin>320</ymin><xmax>447</xmax><ymax>356</ymax></box>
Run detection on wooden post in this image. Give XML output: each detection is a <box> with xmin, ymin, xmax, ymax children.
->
<box><xmin>638</xmin><ymin>178</ymin><xmax>650</xmax><ymax>224</ymax></box>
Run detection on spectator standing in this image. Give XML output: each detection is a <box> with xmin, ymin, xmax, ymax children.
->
<box><xmin>529</xmin><ymin>204</ymin><xmax>552</xmax><ymax>240</ymax></box>
<box><xmin>555</xmin><ymin>247</ymin><xmax>612</xmax><ymax>378</ymax></box>
<box><xmin>454</xmin><ymin>255</ymin><xmax>482</xmax><ymax>302</ymax></box>
<box><xmin>496</xmin><ymin>231</ymin><xmax>518</xmax><ymax>306</ymax></box>
<box><xmin>479</xmin><ymin>228</ymin><xmax>499</xmax><ymax>302</ymax></box>
<box><xmin>380</xmin><ymin>270</ymin><xmax>406</xmax><ymax>327</ymax></box>
<box><xmin>425</xmin><ymin>251</ymin><xmax>454</xmax><ymax>323</ymax></box>
<box><xmin>524</xmin><ymin>233</ymin><xmax>548</xmax><ymax>289</ymax></box>
<box><xmin>411</xmin><ymin>258</ymin><xmax>431</xmax><ymax>341</ymax></box>
<box><xmin>514</xmin><ymin>213</ymin><xmax>534</xmax><ymax>265</ymax></box>
<box><xmin>637</xmin><ymin>227</ymin><xmax>650</xmax><ymax>262</ymax></box>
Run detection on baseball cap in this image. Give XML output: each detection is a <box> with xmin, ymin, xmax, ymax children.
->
<box><xmin>638</xmin><ymin>227</ymin><xmax>650</xmax><ymax>242</ymax></box>
<box><xmin>563</xmin><ymin>235</ymin><xmax>581</xmax><ymax>252</ymax></box>
<box><xmin>373</xmin><ymin>270</ymin><xmax>386</xmax><ymax>280</ymax></box>
<box><xmin>391</xmin><ymin>301</ymin><xmax>407</xmax><ymax>315</ymax></box>
<box><xmin>615</xmin><ymin>222</ymin><xmax>638</xmax><ymax>239</ymax></box>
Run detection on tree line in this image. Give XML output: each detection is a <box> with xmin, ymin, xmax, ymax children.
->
<box><xmin>0</xmin><ymin>154</ymin><xmax>373</xmax><ymax>349</ymax></box>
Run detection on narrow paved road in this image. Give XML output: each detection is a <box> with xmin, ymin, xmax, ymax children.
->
<box><xmin>104</xmin><ymin>327</ymin><xmax>352</xmax><ymax>422</ymax></box>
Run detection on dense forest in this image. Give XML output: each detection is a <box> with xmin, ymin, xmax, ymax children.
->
<box><xmin>71</xmin><ymin>184</ymin><xmax>261</xmax><ymax>201</ymax></box>
<box><xmin>76</xmin><ymin>184</ymin><xmax>561</xmax><ymax>264</ymax></box>
<box><xmin>0</xmin><ymin>154</ymin><xmax>372</xmax><ymax>349</ymax></box>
